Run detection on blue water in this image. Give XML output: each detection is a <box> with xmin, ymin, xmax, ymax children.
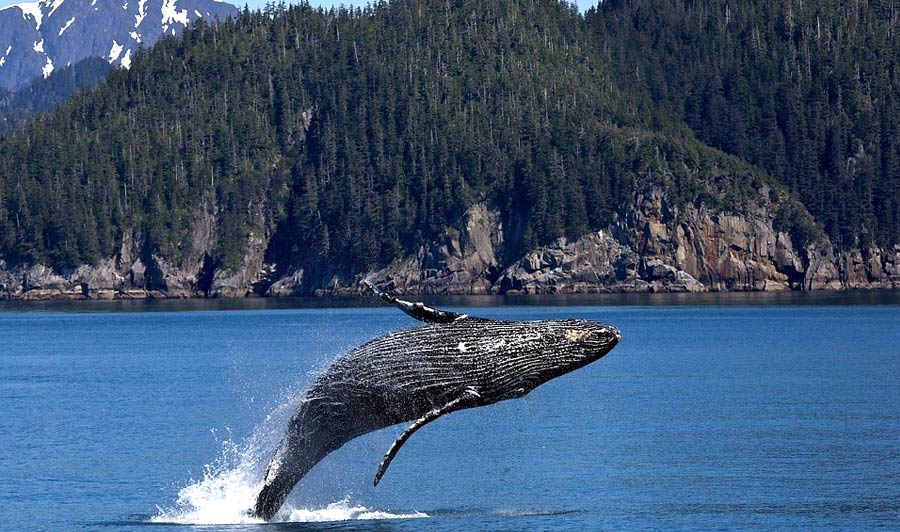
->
<box><xmin>1</xmin><ymin>296</ymin><xmax>899</xmax><ymax>530</ymax></box>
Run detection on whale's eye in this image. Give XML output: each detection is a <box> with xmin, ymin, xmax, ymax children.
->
<box><xmin>565</xmin><ymin>329</ymin><xmax>593</xmax><ymax>343</ymax></box>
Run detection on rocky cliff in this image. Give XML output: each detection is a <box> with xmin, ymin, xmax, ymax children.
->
<box><xmin>3</xmin><ymin>184</ymin><xmax>897</xmax><ymax>301</ymax></box>
<box><xmin>334</xmin><ymin>186</ymin><xmax>900</xmax><ymax>295</ymax></box>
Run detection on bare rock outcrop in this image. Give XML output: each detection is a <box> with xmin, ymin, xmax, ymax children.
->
<box><xmin>364</xmin><ymin>203</ymin><xmax>504</xmax><ymax>295</ymax></box>
<box><xmin>210</xmin><ymin>232</ymin><xmax>269</xmax><ymax>298</ymax></box>
<box><xmin>2</xmin><ymin>186</ymin><xmax>898</xmax><ymax>300</ymax></box>
<box><xmin>277</xmin><ymin>203</ymin><xmax>505</xmax><ymax>296</ymax></box>
<box><xmin>336</xmin><ymin>187</ymin><xmax>899</xmax><ymax>294</ymax></box>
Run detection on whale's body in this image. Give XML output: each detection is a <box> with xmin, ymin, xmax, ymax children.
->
<box><xmin>253</xmin><ymin>286</ymin><xmax>620</xmax><ymax>521</ymax></box>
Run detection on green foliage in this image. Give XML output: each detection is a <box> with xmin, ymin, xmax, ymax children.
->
<box><xmin>1</xmin><ymin>0</ymin><xmax>887</xmax><ymax>278</ymax></box>
<box><xmin>773</xmin><ymin>202</ymin><xmax>821</xmax><ymax>249</ymax></box>
<box><xmin>0</xmin><ymin>0</ymin><xmax>642</xmax><ymax>275</ymax></box>
<box><xmin>589</xmin><ymin>0</ymin><xmax>900</xmax><ymax>249</ymax></box>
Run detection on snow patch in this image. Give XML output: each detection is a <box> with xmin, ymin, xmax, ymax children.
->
<box><xmin>134</xmin><ymin>0</ymin><xmax>147</xmax><ymax>27</ymax></box>
<box><xmin>194</xmin><ymin>9</ymin><xmax>201</xmax><ymax>17</ymax></box>
<box><xmin>47</xmin><ymin>0</ymin><xmax>64</xmax><ymax>17</ymax></box>
<box><xmin>0</xmin><ymin>45</ymin><xmax>11</xmax><ymax>67</ymax></box>
<box><xmin>129</xmin><ymin>30</ymin><xmax>140</xmax><ymax>42</ymax></box>
<box><xmin>161</xmin><ymin>0</ymin><xmax>188</xmax><ymax>27</ymax></box>
<box><xmin>33</xmin><ymin>39</ymin><xmax>44</xmax><ymax>53</ymax></box>
<box><xmin>120</xmin><ymin>48</ymin><xmax>131</xmax><ymax>69</ymax></box>
<box><xmin>6</xmin><ymin>2</ymin><xmax>43</xmax><ymax>30</ymax></box>
<box><xmin>108</xmin><ymin>40</ymin><xmax>123</xmax><ymax>62</ymax></box>
<box><xmin>58</xmin><ymin>16</ymin><xmax>75</xmax><ymax>35</ymax></box>
<box><xmin>123</xmin><ymin>2</ymin><xmax>128</xmax><ymax>10</ymax></box>
<box><xmin>42</xmin><ymin>56</ymin><xmax>53</xmax><ymax>77</ymax></box>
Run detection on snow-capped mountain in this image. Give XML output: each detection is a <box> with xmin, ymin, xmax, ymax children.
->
<box><xmin>0</xmin><ymin>0</ymin><xmax>236</xmax><ymax>90</ymax></box>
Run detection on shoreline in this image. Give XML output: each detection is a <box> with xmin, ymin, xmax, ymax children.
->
<box><xmin>3</xmin><ymin>283</ymin><xmax>900</xmax><ymax>302</ymax></box>
<box><xmin>2</xmin><ymin>287</ymin><xmax>899</xmax><ymax>309</ymax></box>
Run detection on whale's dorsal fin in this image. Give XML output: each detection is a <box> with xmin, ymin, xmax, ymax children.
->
<box><xmin>373</xmin><ymin>388</ymin><xmax>483</xmax><ymax>486</ymax></box>
<box><xmin>365</xmin><ymin>280</ymin><xmax>470</xmax><ymax>324</ymax></box>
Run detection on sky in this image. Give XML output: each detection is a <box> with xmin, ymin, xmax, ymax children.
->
<box><xmin>0</xmin><ymin>0</ymin><xmax>598</xmax><ymax>14</ymax></box>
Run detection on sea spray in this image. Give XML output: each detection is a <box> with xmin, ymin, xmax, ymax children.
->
<box><xmin>150</xmin><ymin>407</ymin><xmax>281</xmax><ymax>525</ymax></box>
<box><xmin>151</xmin><ymin>383</ymin><xmax>427</xmax><ymax>524</ymax></box>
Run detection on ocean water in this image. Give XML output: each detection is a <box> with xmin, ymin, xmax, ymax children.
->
<box><xmin>1</xmin><ymin>294</ymin><xmax>899</xmax><ymax>531</ymax></box>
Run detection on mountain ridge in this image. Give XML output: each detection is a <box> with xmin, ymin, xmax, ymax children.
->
<box><xmin>0</xmin><ymin>0</ymin><xmax>236</xmax><ymax>89</ymax></box>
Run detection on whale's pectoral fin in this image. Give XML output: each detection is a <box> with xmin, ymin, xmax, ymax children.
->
<box><xmin>373</xmin><ymin>388</ymin><xmax>483</xmax><ymax>486</ymax></box>
<box><xmin>364</xmin><ymin>280</ymin><xmax>469</xmax><ymax>324</ymax></box>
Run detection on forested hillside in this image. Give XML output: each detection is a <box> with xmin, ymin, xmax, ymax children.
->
<box><xmin>588</xmin><ymin>0</ymin><xmax>900</xmax><ymax>248</ymax></box>
<box><xmin>0</xmin><ymin>0</ymin><xmax>897</xmax><ymax>298</ymax></box>
<box><xmin>0</xmin><ymin>1</ymin><xmax>674</xmax><ymax>273</ymax></box>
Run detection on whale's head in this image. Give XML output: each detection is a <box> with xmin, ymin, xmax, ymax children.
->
<box><xmin>492</xmin><ymin>318</ymin><xmax>620</xmax><ymax>400</ymax></box>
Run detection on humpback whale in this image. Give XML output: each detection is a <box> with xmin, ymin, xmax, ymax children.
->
<box><xmin>252</xmin><ymin>283</ymin><xmax>621</xmax><ymax>521</ymax></box>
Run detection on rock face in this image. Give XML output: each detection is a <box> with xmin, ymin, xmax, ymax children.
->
<box><xmin>359</xmin><ymin>204</ymin><xmax>504</xmax><ymax>295</ymax></box>
<box><xmin>315</xmin><ymin>186</ymin><xmax>899</xmax><ymax>296</ymax></box>
<box><xmin>2</xmin><ymin>186</ymin><xmax>899</xmax><ymax>300</ymax></box>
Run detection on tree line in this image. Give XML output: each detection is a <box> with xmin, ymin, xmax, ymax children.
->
<box><xmin>0</xmin><ymin>0</ymin><xmax>890</xmax><ymax>279</ymax></box>
<box><xmin>588</xmin><ymin>0</ymin><xmax>900</xmax><ymax>248</ymax></box>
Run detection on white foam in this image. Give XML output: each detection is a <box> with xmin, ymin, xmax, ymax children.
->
<box><xmin>151</xmin><ymin>465</ymin><xmax>264</xmax><ymax>524</ymax></box>
<box><xmin>284</xmin><ymin>500</ymin><xmax>427</xmax><ymax>523</ymax></box>
<box><xmin>154</xmin><ymin>491</ymin><xmax>426</xmax><ymax>525</ymax></box>
<box><xmin>151</xmin><ymin>450</ymin><xmax>427</xmax><ymax>525</ymax></box>
<box><xmin>151</xmin><ymin>392</ymin><xmax>427</xmax><ymax>525</ymax></box>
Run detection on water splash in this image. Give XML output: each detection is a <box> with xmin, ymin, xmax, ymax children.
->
<box><xmin>284</xmin><ymin>500</ymin><xmax>427</xmax><ymax>523</ymax></box>
<box><xmin>153</xmin><ymin>478</ymin><xmax>426</xmax><ymax>525</ymax></box>
<box><xmin>151</xmin><ymin>396</ymin><xmax>427</xmax><ymax>525</ymax></box>
<box><xmin>151</xmin><ymin>464</ymin><xmax>265</xmax><ymax>525</ymax></box>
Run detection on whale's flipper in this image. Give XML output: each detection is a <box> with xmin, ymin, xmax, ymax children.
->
<box><xmin>373</xmin><ymin>388</ymin><xmax>483</xmax><ymax>486</ymax></box>
<box><xmin>364</xmin><ymin>280</ymin><xmax>469</xmax><ymax>324</ymax></box>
